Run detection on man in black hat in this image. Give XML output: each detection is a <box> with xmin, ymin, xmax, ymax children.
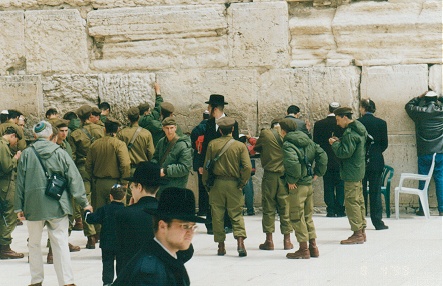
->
<box><xmin>113</xmin><ymin>187</ymin><xmax>205</xmax><ymax>286</ymax></box>
<box><xmin>198</xmin><ymin>94</ymin><xmax>239</xmax><ymax>234</ymax></box>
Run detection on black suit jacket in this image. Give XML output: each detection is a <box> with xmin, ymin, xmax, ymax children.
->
<box><xmin>313</xmin><ymin>115</ymin><xmax>344</xmax><ymax>171</ymax></box>
<box><xmin>358</xmin><ymin>114</ymin><xmax>388</xmax><ymax>172</ymax></box>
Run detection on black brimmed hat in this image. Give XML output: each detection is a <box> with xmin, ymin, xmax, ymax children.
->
<box><xmin>145</xmin><ymin>187</ymin><xmax>206</xmax><ymax>223</ymax></box>
<box><xmin>205</xmin><ymin>94</ymin><xmax>228</xmax><ymax>105</ymax></box>
<box><xmin>124</xmin><ymin>161</ymin><xmax>169</xmax><ymax>186</ymax></box>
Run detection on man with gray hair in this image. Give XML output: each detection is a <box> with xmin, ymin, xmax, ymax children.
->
<box><xmin>14</xmin><ymin>121</ymin><xmax>92</xmax><ymax>286</ymax></box>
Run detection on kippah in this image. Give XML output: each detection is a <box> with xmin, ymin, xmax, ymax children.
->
<box><xmin>34</xmin><ymin>121</ymin><xmax>47</xmax><ymax>133</ymax></box>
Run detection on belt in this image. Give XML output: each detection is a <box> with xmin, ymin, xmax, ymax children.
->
<box><xmin>215</xmin><ymin>176</ymin><xmax>238</xmax><ymax>182</ymax></box>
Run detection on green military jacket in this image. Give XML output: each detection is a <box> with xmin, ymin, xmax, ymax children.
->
<box><xmin>117</xmin><ymin>124</ymin><xmax>155</xmax><ymax>165</ymax></box>
<box><xmin>58</xmin><ymin>140</ymin><xmax>73</xmax><ymax>159</ymax></box>
<box><xmin>85</xmin><ymin>136</ymin><xmax>131</xmax><ymax>185</ymax></box>
<box><xmin>0</xmin><ymin>137</ymin><xmax>17</xmax><ymax>180</ymax></box>
<box><xmin>254</xmin><ymin>128</ymin><xmax>284</xmax><ymax>174</ymax></box>
<box><xmin>331</xmin><ymin>120</ymin><xmax>367</xmax><ymax>182</ymax></box>
<box><xmin>68</xmin><ymin>122</ymin><xmax>104</xmax><ymax>165</ymax></box>
<box><xmin>14</xmin><ymin>139</ymin><xmax>89</xmax><ymax>221</ymax></box>
<box><xmin>202</xmin><ymin>134</ymin><xmax>252</xmax><ymax>189</ymax></box>
<box><xmin>139</xmin><ymin>95</ymin><xmax>163</xmax><ymax>136</ymax></box>
<box><xmin>151</xmin><ymin>135</ymin><xmax>192</xmax><ymax>189</ymax></box>
<box><xmin>283</xmin><ymin>131</ymin><xmax>327</xmax><ymax>186</ymax></box>
<box><xmin>0</xmin><ymin>123</ymin><xmax>26</xmax><ymax>151</ymax></box>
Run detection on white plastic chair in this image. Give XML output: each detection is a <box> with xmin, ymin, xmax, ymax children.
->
<box><xmin>395</xmin><ymin>153</ymin><xmax>437</xmax><ymax>219</ymax></box>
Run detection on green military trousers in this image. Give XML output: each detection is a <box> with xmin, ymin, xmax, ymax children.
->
<box><xmin>77</xmin><ymin>164</ymin><xmax>95</xmax><ymax>237</ymax></box>
<box><xmin>0</xmin><ymin>179</ymin><xmax>16</xmax><ymax>245</ymax></box>
<box><xmin>344</xmin><ymin>181</ymin><xmax>367</xmax><ymax>231</ymax></box>
<box><xmin>209</xmin><ymin>179</ymin><xmax>247</xmax><ymax>243</ymax></box>
<box><xmin>288</xmin><ymin>184</ymin><xmax>316</xmax><ymax>243</ymax></box>
<box><xmin>261</xmin><ymin>171</ymin><xmax>292</xmax><ymax>234</ymax></box>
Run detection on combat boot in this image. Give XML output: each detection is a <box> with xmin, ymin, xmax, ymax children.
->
<box><xmin>286</xmin><ymin>242</ymin><xmax>310</xmax><ymax>259</ymax></box>
<box><xmin>47</xmin><ymin>246</ymin><xmax>53</xmax><ymax>264</ymax></box>
<box><xmin>237</xmin><ymin>237</ymin><xmax>247</xmax><ymax>257</ymax></box>
<box><xmin>0</xmin><ymin>244</ymin><xmax>24</xmax><ymax>259</ymax></box>
<box><xmin>340</xmin><ymin>230</ymin><xmax>365</xmax><ymax>245</ymax></box>
<box><xmin>283</xmin><ymin>233</ymin><xmax>293</xmax><ymax>250</ymax></box>
<box><xmin>72</xmin><ymin>218</ymin><xmax>83</xmax><ymax>231</ymax></box>
<box><xmin>86</xmin><ymin>235</ymin><xmax>96</xmax><ymax>249</ymax></box>
<box><xmin>217</xmin><ymin>242</ymin><xmax>226</xmax><ymax>256</ymax></box>
<box><xmin>259</xmin><ymin>233</ymin><xmax>274</xmax><ymax>250</ymax></box>
<box><xmin>309</xmin><ymin>239</ymin><xmax>319</xmax><ymax>258</ymax></box>
<box><xmin>69</xmin><ymin>243</ymin><xmax>80</xmax><ymax>252</ymax></box>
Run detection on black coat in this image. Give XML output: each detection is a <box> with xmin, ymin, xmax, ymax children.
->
<box><xmin>84</xmin><ymin>201</ymin><xmax>125</xmax><ymax>250</ymax></box>
<box><xmin>197</xmin><ymin>116</ymin><xmax>239</xmax><ymax>168</ymax></box>
<box><xmin>190</xmin><ymin>119</ymin><xmax>208</xmax><ymax>171</ymax></box>
<box><xmin>113</xmin><ymin>238</ymin><xmax>190</xmax><ymax>286</ymax></box>
<box><xmin>313</xmin><ymin>115</ymin><xmax>344</xmax><ymax>171</ymax></box>
<box><xmin>358</xmin><ymin>113</ymin><xmax>388</xmax><ymax>172</ymax></box>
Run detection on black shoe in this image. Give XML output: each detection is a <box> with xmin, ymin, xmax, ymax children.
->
<box><xmin>416</xmin><ymin>210</ymin><xmax>425</xmax><ymax>216</ymax></box>
<box><xmin>326</xmin><ymin>213</ymin><xmax>335</xmax><ymax>217</ymax></box>
<box><xmin>247</xmin><ymin>211</ymin><xmax>255</xmax><ymax>216</ymax></box>
<box><xmin>224</xmin><ymin>227</ymin><xmax>233</xmax><ymax>234</ymax></box>
<box><xmin>375</xmin><ymin>224</ymin><xmax>389</xmax><ymax>230</ymax></box>
<box><xmin>336</xmin><ymin>213</ymin><xmax>346</xmax><ymax>217</ymax></box>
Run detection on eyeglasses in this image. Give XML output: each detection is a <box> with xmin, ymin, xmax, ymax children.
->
<box><xmin>177</xmin><ymin>223</ymin><xmax>198</xmax><ymax>232</ymax></box>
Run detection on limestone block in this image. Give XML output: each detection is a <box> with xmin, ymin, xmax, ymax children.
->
<box><xmin>360</xmin><ymin>65</ymin><xmax>428</xmax><ymax>134</ymax></box>
<box><xmin>25</xmin><ymin>10</ymin><xmax>89</xmax><ymax>74</ymax></box>
<box><xmin>228</xmin><ymin>2</ymin><xmax>290</xmax><ymax>68</ymax></box>
<box><xmin>0</xmin><ymin>76</ymin><xmax>43</xmax><ymax>138</ymax></box>
<box><xmin>429</xmin><ymin>65</ymin><xmax>442</xmax><ymax>95</ymax></box>
<box><xmin>88</xmin><ymin>5</ymin><xmax>228</xmax><ymax>71</ymax></box>
<box><xmin>333</xmin><ymin>1</ymin><xmax>442</xmax><ymax>66</ymax></box>
<box><xmin>156</xmin><ymin>69</ymin><xmax>259</xmax><ymax>134</ymax></box>
<box><xmin>289</xmin><ymin>8</ymin><xmax>352</xmax><ymax>67</ymax></box>
<box><xmin>259</xmin><ymin>67</ymin><xmax>361</xmax><ymax>130</ymax></box>
<box><xmin>42</xmin><ymin>74</ymin><xmax>99</xmax><ymax>114</ymax></box>
<box><xmin>0</xmin><ymin>11</ymin><xmax>25</xmax><ymax>75</ymax></box>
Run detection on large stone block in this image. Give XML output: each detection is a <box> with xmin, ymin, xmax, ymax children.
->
<box><xmin>25</xmin><ymin>10</ymin><xmax>89</xmax><ymax>74</ymax></box>
<box><xmin>259</xmin><ymin>67</ymin><xmax>361</xmax><ymax>130</ymax></box>
<box><xmin>360</xmin><ymin>65</ymin><xmax>428</xmax><ymax>134</ymax></box>
<box><xmin>333</xmin><ymin>1</ymin><xmax>442</xmax><ymax>66</ymax></box>
<box><xmin>429</xmin><ymin>65</ymin><xmax>442</xmax><ymax>95</ymax></box>
<box><xmin>156</xmin><ymin>69</ymin><xmax>259</xmax><ymax>134</ymax></box>
<box><xmin>228</xmin><ymin>2</ymin><xmax>290</xmax><ymax>68</ymax></box>
<box><xmin>0</xmin><ymin>11</ymin><xmax>25</xmax><ymax>75</ymax></box>
<box><xmin>88</xmin><ymin>5</ymin><xmax>228</xmax><ymax>71</ymax></box>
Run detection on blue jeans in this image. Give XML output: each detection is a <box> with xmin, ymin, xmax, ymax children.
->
<box><xmin>243</xmin><ymin>177</ymin><xmax>254</xmax><ymax>214</ymax></box>
<box><xmin>418</xmin><ymin>153</ymin><xmax>443</xmax><ymax>212</ymax></box>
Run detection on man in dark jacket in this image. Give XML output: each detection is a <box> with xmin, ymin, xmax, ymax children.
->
<box><xmin>329</xmin><ymin>107</ymin><xmax>368</xmax><ymax>245</ymax></box>
<box><xmin>285</xmin><ymin>105</ymin><xmax>311</xmax><ymax>138</ymax></box>
<box><xmin>313</xmin><ymin>102</ymin><xmax>345</xmax><ymax>217</ymax></box>
<box><xmin>113</xmin><ymin>187</ymin><xmax>205</xmax><ymax>286</ymax></box>
<box><xmin>405</xmin><ymin>90</ymin><xmax>443</xmax><ymax>216</ymax></box>
<box><xmin>280</xmin><ymin>119</ymin><xmax>327</xmax><ymax>259</ymax></box>
<box><xmin>358</xmin><ymin>99</ymin><xmax>389</xmax><ymax>229</ymax></box>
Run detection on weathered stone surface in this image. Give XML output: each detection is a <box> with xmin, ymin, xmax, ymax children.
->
<box><xmin>333</xmin><ymin>1</ymin><xmax>442</xmax><ymax>66</ymax></box>
<box><xmin>429</xmin><ymin>65</ymin><xmax>442</xmax><ymax>95</ymax></box>
<box><xmin>25</xmin><ymin>10</ymin><xmax>89</xmax><ymax>74</ymax></box>
<box><xmin>156</xmin><ymin>69</ymin><xmax>259</xmax><ymax>134</ymax></box>
<box><xmin>360</xmin><ymin>65</ymin><xmax>428</xmax><ymax>134</ymax></box>
<box><xmin>88</xmin><ymin>5</ymin><xmax>228</xmax><ymax>71</ymax></box>
<box><xmin>0</xmin><ymin>76</ymin><xmax>43</xmax><ymax>138</ymax></box>
<box><xmin>259</xmin><ymin>67</ymin><xmax>361</xmax><ymax>131</ymax></box>
<box><xmin>228</xmin><ymin>2</ymin><xmax>290</xmax><ymax>68</ymax></box>
<box><xmin>0</xmin><ymin>11</ymin><xmax>25</xmax><ymax>76</ymax></box>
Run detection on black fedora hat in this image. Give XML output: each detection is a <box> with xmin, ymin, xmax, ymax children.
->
<box><xmin>124</xmin><ymin>161</ymin><xmax>169</xmax><ymax>186</ymax></box>
<box><xmin>145</xmin><ymin>187</ymin><xmax>206</xmax><ymax>223</ymax></box>
<box><xmin>205</xmin><ymin>94</ymin><xmax>228</xmax><ymax>105</ymax></box>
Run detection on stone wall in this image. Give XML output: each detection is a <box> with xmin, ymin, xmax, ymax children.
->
<box><xmin>1</xmin><ymin>0</ymin><xmax>441</xmax><ymax>211</ymax></box>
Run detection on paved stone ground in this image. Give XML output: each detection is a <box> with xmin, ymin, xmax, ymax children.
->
<box><xmin>1</xmin><ymin>211</ymin><xmax>441</xmax><ymax>286</ymax></box>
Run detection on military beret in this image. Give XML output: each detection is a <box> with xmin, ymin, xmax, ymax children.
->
<box><xmin>76</xmin><ymin>105</ymin><xmax>92</xmax><ymax>117</ymax></box>
<box><xmin>279</xmin><ymin>118</ymin><xmax>297</xmax><ymax>132</ymax></box>
<box><xmin>161</xmin><ymin>102</ymin><xmax>174</xmax><ymax>113</ymax></box>
<box><xmin>106</xmin><ymin>117</ymin><xmax>121</xmax><ymax>126</ymax></box>
<box><xmin>91</xmin><ymin>107</ymin><xmax>101</xmax><ymax>115</ymax></box>
<box><xmin>127</xmin><ymin>107</ymin><xmax>140</xmax><ymax>117</ymax></box>
<box><xmin>217</xmin><ymin>117</ymin><xmax>236</xmax><ymax>129</ymax></box>
<box><xmin>138</xmin><ymin>103</ymin><xmax>150</xmax><ymax>111</ymax></box>
<box><xmin>162</xmin><ymin>117</ymin><xmax>177</xmax><ymax>126</ymax></box>
<box><xmin>53</xmin><ymin>119</ymin><xmax>70</xmax><ymax>128</ymax></box>
<box><xmin>334</xmin><ymin>107</ymin><xmax>353</xmax><ymax>116</ymax></box>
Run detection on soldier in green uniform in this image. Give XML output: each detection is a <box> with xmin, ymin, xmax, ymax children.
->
<box><xmin>329</xmin><ymin>107</ymin><xmax>368</xmax><ymax>244</ymax></box>
<box><xmin>85</xmin><ymin>118</ymin><xmax>131</xmax><ymax>240</ymax></box>
<box><xmin>279</xmin><ymin>118</ymin><xmax>327</xmax><ymax>259</ymax></box>
<box><xmin>91</xmin><ymin>107</ymin><xmax>105</xmax><ymax>127</ymax></box>
<box><xmin>68</xmin><ymin>105</ymin><xmax>105</xmax><ymax>249</ymax></box>
<box><xmin>0</xmin><ymin>110</ymin><xmax>26</xmax><ymax>151</ymax></box>
<box><xmin>99</xmin><ymin>102</ymin><xmax>111</xmax><ymax>124</ymax></box>
<box><xmin>0</xmin><ymin>126</ymin><xmax>23</xmax><ymax>259</ymax></box>
<box><xmin>254</xmin><ymin>119</ymin><xmax>293</xmax><ymax>251</ymax></box>
<box><xmin>151</xmin><ymin>117</ymin><xmax>192</xmax><ymax>197</ymax></box>
<box><xmin>202</xmin><ymin>117</ymin><xmax>252</xmax><ymax>257</ymax></box>
<box><xmin>138</xmin><ymin>83</ymin><xmax>164</xmax><ymax>143</ymax></box>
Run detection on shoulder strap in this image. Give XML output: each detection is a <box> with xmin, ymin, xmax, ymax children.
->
<box><xmin>30</xmin><ymin>145</ymin><xmax>50</xmax><ymax>179</ymax></box>
<box><xmin>271</xmin><ymin>129</ymin><xmax>283</xmax><ymax>147</ymax></box>
<box><xmin>213</xmin><ymin>139</ymin><xmax>235</xmax><ymax>162</ymax></box>
<box><xmin>127</xmin><ymin>127</ymin><xmax>143</xmax><ymax>150</ymax></box>
<box><xmin>81</xmin><ymin>127</ymin><xmax>95</xmax><ymax>143</ymax></box>
<box><xmin>159</xmin><ymin>136</ymin><xmax>180</xmax><ymax>165</ymax></box>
